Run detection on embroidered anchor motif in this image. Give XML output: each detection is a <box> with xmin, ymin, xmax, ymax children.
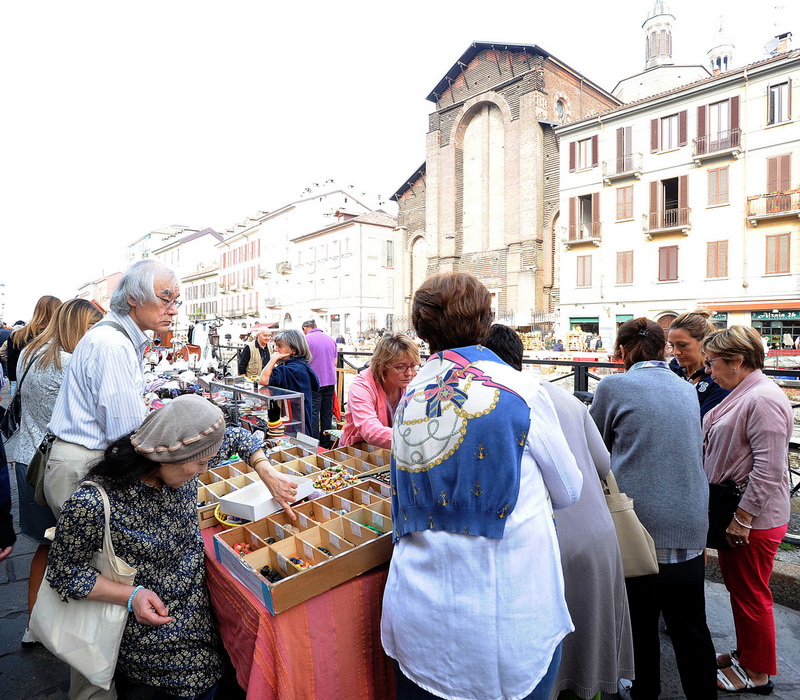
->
<box><xmin>471</xmin><ymin>482</ymin><xmax>484</xmax><ymax>497</ymax></box>
<box><xmin>476</xmin><ymin>444</ymin><xmax>487</xmax><ymax>460</ymax></box>
<box><xmin>517</xmin><ymin>431</ymin><xmax>527</xmax><ymax>446</ymax></box>
<box><xmin>463</xmin><ymin>526</ymin><xmax>470</xmax><ymax>534</ymax></box>
<box><xmin>412</xmin><ymin>480</ymin><xmax>420</xmax><ymax>495</ymax></box>
<box><xmin>402</xmin><ymin>508</ymin><xmax>408</xmax><ymax>521</ymax></box>
<box><xmin>428</xmin><ymin>514</ymin><xmax>435</xmax><ymax>529</ymax></box>
<box><xmin>498</xmin><ymin>504</ymin><xmax>510</xmax><ymax>519</ymax></box>
<box><xmin>438</xmin><ymin>490</ymin><xmax>449</xmax><ymax>507</ymax></box>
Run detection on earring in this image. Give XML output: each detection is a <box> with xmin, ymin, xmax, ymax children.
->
<box><xmin>733</xmin><ymin>368</ymin><xmax>739</xmax><ymax>375</ymax></box>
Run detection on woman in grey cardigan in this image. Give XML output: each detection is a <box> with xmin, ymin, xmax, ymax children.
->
<box><xmin>590</xmin><ymin>317</ymin><xmax>716</xmax><ymax>700</ymax></box>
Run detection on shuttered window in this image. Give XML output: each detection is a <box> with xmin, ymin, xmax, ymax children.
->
<box><xmin>616</xmin><ymin>186</ymin><xmax>633</xmax><ymax>220</ymax></box>
<box><xmin>766</xmin><ymin>234</ymin><xmax>790</xmax><ymax>274</ymax></box>
<box><xmin>706</xmin><ymin>241</ymin><xmax>728</xmax><ymax>278</ymax></box>
<box><xmin>708</xmin><ymin>167</ymin><xmax>729</xmax><ymax>206</ymax></box>
<box><xmin>577</xmin><ymin>255</ymin><xmax>592</xmax><ymax>287</ymax></box>
<box><xmin>616</xmin><ymin>251</ymin><xmax>633</xmax><ymax>284</ymax></box>
<box><xmin>658</xmin><ymin>246</ymin><xmax>678</xmax><ymax>281</ymax></box>
<box><xmin>767</xmin><ymin>155</ymin><xmax>791</xmax><ymax>192</ymax></box>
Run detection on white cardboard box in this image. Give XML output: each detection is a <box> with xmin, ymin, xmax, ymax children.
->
<box><xmin>218</xmin><ymin>475</ymin><xmax>314</xmax><ymax>521</ymax></box>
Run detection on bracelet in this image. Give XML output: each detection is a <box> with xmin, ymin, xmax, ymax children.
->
<box><xmin>733</xmin><ymin>514</ymin><xmax>752</xmax><ymax>529</ymax></box>
<box><xmin>127</xmin><ymin>585</ymin><xmax>145</xmax><ymax>612</ymax></box>
<box><xmin>251</xmin><ymin>458</ymin><xmax>271</xmax><ymax>470</ymax></box>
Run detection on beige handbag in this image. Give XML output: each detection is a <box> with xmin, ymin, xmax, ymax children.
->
<box><xmin>30</xmin><ymin>481</ymin><xmax>137</xmax><ymax>690</ymax></box>
<box><xmin>602</xmin><ymin>471</ymin><xmax>659</xmax><ymax>578</ymax></box>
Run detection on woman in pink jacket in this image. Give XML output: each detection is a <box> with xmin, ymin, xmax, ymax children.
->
<box><xmin>339</xmin><ymin>333</ymin><xmax>420</xmax><ymax>448</ymax></box>
<box><xmin>702</xmin><ymin>325</ymin><xmax>793</xmax><ymax>695</ymax></box>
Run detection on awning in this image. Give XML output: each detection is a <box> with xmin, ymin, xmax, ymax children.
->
<box><xmin>569</xmin><ymin>317</ymin><xmax>599</xmax><ymax>324</ymax></box>
<box><xmin>701</xmin><ymin>299</ymin><xmax>800</xmax><ymax>312</ymax></box>
<box><xmin>616</xmin><ymin>314</ymin><xmax>633</xmax><ymax>322</ymax></box>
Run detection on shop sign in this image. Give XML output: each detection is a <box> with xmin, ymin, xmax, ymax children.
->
<box><xmin>330</xmin><ymin>314</ymin><xmax>340</xmax><ymax>322</ymax></box>
<box><xmin>710</xmin><ymin>312</ymin><xmax>728</xmax><ymax>322</ymax></box>
<box><xmin>751</xmin><ymin>310</ymin><xmax>800</xmax><ymax>321</ymax></box>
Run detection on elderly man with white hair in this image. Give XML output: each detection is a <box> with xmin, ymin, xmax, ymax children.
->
<box><xmin>45</xmin><ymin>260</ymin><xmax>181</xmax><ymax>518</ymax></box>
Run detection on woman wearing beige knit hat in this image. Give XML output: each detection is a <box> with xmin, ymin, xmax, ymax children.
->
<box><xmin>43</xmin><ymin>394</ymin><xmax>228</xmax><ymax>699</ymax></box>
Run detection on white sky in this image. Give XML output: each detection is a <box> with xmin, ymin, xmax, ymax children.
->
<box><xmin>2</xmin><ymin>0</ymin><xmax>796</xmax><ymax>321</ymax></box>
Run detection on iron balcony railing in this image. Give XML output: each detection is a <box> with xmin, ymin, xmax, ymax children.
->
<box><xmin>747</xmin><ymin>191</ymin><xmax>800</xmax><ymax>218</ymax></box>
<box><xmin>567</xmin><ymin>221</ymin><xmax>602</xmax><ymax>242</ymax></box>
<box><xmin>693</xmin><ymin>128</ymin><xmax>741</xmax><ymax>156</ymax></box>
<box><xmin>647</xmin><ymin>206</ymin><xmax>691</xmax><ymax>231</ymax></box>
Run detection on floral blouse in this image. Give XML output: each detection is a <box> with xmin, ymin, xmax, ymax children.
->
<box><xmin>209</xmin><ymin>426</ymin><xmax>264</xmax><ymax>468</ymax></box>
<box><xmin>46</xmin><ymin>479</ymin><xmax>222</xmax><ymax>696</ymax></box>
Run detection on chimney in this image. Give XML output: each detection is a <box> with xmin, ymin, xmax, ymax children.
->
<box><xmin>776</xmin><ymin>31</ymin><xmax>792</xmax><ymax>53</ymax></box>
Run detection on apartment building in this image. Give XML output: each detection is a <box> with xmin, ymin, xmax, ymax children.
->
<box><xmin>557</xmin><ymin>36</ymin><xmax>799</xmax><ymax>346</ymax></box>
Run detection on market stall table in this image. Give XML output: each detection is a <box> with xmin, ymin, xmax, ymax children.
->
<box><xmin>202</xmin><ymin>527</ymin><xmax>395</xmax><ymax>699</ymax></box>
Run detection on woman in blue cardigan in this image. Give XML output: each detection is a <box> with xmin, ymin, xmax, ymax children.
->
<box><xmin>258</xmin><ymin>329</ymin><xmax>319</xmax><ymax>437</ymax></box>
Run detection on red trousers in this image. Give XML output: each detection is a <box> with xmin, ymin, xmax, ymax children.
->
<box><xmin>717</xmin><ymin>524</ymin><xmax>787</xmax><ymax>676</ymax></box>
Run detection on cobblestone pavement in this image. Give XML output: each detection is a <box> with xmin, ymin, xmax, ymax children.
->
<box><xmin>1</xmin><ymin>382</ymin><xmax>799</xmax><ymax>699</ymax></box>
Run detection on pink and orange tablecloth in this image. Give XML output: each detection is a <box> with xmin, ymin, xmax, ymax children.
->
<box><xmin>202</xmin><ymin>528</ymin><xmax>395</xmax><ymax>699</ymax></box>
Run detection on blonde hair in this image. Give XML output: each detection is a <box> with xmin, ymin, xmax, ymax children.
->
<box><xmin>701</xmin><ymin>325</ymin><xmax>765</xmax><ymax>371</ymax></box>
<box><xmin>10</xmin><ymin>295</ymin><xmax>62</xmax><ymax>348</ymax></box>
<box><xmin>23</xmin><ymin>299</ymin><xmax>103</xmax><ymax>372</ymax></box>
<box><xmin>370</xmin><ymin>333</ymin><xmax>421</xmax><ymax>386</ymax></box>
<box><xmin>669</xmin><ymin>307</ymin><xmax>716</xmax><ymax>341</ymax></box>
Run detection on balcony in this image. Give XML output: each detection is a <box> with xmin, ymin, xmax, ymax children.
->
<box><xmin>241</xmin><ymin>282</ymin><xmax>254</xmax><ymax>290</ymax></box>
<box><xmin>219</xmin><ymin>285</ymin><xmax>230</xmax><ymax>295</ymax></box>
<box><xmin>257</xmin><ymin>267</ymin><xmax>271</xmax><ymax>279</ymax></box>
<box><xmin>264</xmin><ymin>297</ymin><xmax>280</xmax><ymax>309</ymax></box>
<box><xmin>602</xmin><ymin>153</ymin><xmax>643</xmax><ymax>185</ymax></box>
<box><xmin>228</xmin><ymin>307</ymin><xmax>244</xmax><ymax>317</ymax></box>
<box><xmin>747</xmin><ymin>191</ymin><xmax>800</xmax><ymax>226</ymax></box>
<box><xmin>563</xmin><ymin>222</ymin><xmax>601</xmax><ymax>250</ymax></box>
<box><xmin>245</xmin><ymin>306</ymin><xmax>259</xmax><ymax>316</ymax></box>
<box><xmin>692</xmin><ymin>128</ymin><xmax>741</xmax><ymax>163</ymax></box>
<box><xmin>644</xmin><ymin>207</ymin><xmax>691</xmax><ymax>239</ymax></box>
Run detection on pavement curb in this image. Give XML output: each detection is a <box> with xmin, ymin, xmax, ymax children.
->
<box><xmin>706</xmin><ymin>549</ymin><xmax>800</xmax><ymax>611</ymax></box>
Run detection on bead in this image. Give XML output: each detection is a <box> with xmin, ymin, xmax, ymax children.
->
<box><xmin>265</xmin><ymin>537</ymin><xmax>276</xmax><ymax>545</ymax></box>
<box><xmin>364</xmin><ymin>525</ymin><xmax>385</xmax><ymax>535</ymax></box>
<box><xmin>259</xmin><ymin>565</ymin><xmax>283</xmax><ymax>583</ymax></box>
<box><xmin>317</xmin><ymin>546</ymin><xmax>332</xmax><ymax>556</ymax></box>
<box><xmin>288</xmin><ymin>556</ymin><xmax>312</xmax><ymax>570</ymax></box>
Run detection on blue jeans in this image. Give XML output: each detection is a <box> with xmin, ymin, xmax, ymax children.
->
<box><xmin>393</xmin><ymin>643</ymin><xmax>562</xmax><ymax>700</ymax></box>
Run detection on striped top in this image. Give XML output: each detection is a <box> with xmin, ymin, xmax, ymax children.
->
<box><xmin>48</xmin><ymin>311</ymin><xmax>149</xmax><ymax>450</ymax></box>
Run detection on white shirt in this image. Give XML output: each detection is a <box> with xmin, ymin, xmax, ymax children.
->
<box><xmin>381</xmin><ymin>368</ymin><xmax>582</xmax><ymax>700</ymax></box>
<box><xmin>48</xmin><ymin>311</ymin><xmax>149</xmax><ymax>450</ymax></box>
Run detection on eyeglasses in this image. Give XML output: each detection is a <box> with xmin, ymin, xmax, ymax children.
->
<box><xmin>392</xmin><ymin>364</ymin><xmax>420</xmax><ymax>374</ymax></box>
<box><xmin>703</xmin><ymin>357</ymin><xmax>723</xmax><ymax>368</ymax></box>
<box><xmin>156</xmin><ymin>294</ymin><xmax>183</xmax><ymax>310</ymax></box>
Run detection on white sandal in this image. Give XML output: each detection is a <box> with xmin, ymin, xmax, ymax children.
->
<box><xmin>716</xmin><ymin>660</ymin><xmax>774</xmax><ymax>695</ymax></box>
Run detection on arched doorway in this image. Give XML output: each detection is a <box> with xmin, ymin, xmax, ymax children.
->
<box><xmin>657</xmin><ymin>314</ymin><xmax>677</xmax><ymax>334</ymax></box>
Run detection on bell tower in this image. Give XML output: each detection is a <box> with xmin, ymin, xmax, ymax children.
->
<box><xmin>708</xmin><ymin>19</ymin><xmax>735</xmax><ymax>74</ymax></box>
<box><xmin>643</xmin><ymin>1</ymin><xmax>675</xmax><ymax>70</ymax></box>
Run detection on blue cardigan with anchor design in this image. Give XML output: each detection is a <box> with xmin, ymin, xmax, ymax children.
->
<box><xmin>390</xmin><ymin>345</ymin><xmax>531</xmax><ymax>541</ymax></box>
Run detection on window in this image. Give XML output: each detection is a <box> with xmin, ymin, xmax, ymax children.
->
<box><xmin>616</xmin><ymin>186</ymin><xmax>633</xmax><ymax>220</ymax></box>
<box><xmin>615</xmin><ymin>126</ymin><xmax>633</xmax><ymax>173</ymax></box>
<box><xmin>768</xmin><ymin>81</ymin><xmax>790</xmax><ymax>125</ymax></box>
<box><xmin>696</xmin><ymin>97</ymin><xmax>740</xmax><ymax>154</ymax></box>
<box><xmin>651</xmin><ymin>111</ymin><xmax>687</xmax><ymax>152</ymax></box>
<box><xmin>577</xmin><ymin>138</ymin><xmax>592</xmax><ymax>169</ymax></box>
<box><xmin>658</xmin><ymin>246</ymin><xmax>678</xmax><ymax>281</ymax></box>
<box><xmin>577</xmin><ymin>255</ymin><xmax>592</xmax><ymax>287</ymax></box>
<box><xmin>707</xmin><ymin>240</ymin><xmax>728</xmax><ymax>278</ymax></box>
<box><xmin>648</xmin><ymin>175</ymin><xmax>689</xmax><ymax>229</ymax></box>
<box><xmin>568</xmin><ymin>135</ymin><xmax>598</xmax><ymax>172</ymax></box>
<box><xmin>617</xmin><ymin>251</ymin><xmax>633</xmax><ymax>284</ymax></box>
<box><xmin>568</xmin><ymin>193</ymin><xmax>600</xmax><ymax>240</ymax></box>
<box><xmin>766</xmin><ymin>234</ymin><xmax>790</xmax><ymax>274</ymax></box>
<box><xmin>708</xmin><ymin>167</ymin><xmax>729</xmax><ymax>206</ymax></box>
<box><xmin>384</xmin><ymin>240</ymin><xmax>394</xmax><ymax>268</ymax></box>
<box><xmin>767</xmin><ymin>155</ymin><xmax>791</xmax><ymax>193</ymax></box>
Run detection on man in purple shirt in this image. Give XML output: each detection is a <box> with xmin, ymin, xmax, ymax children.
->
<box><xmin>302</xmin><ymin>320</ymin><xmax>337</xmax><ymax>447</ymax></box>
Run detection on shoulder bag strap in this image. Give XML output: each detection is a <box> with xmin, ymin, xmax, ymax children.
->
<box><xmin>83</xmin><ymin>480</ymin><xmax>117</xmax><ymax>560</ymax></box>
<box><xmin>15</xmin><ymin>349</ymin><xmax>43</xmax><ymax>395</ymax></box>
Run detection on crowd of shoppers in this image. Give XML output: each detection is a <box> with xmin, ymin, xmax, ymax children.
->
<box><xmin>1</xmin><ymin>263</ymin><xmax>795</xmax><ymax>699</ymax></box>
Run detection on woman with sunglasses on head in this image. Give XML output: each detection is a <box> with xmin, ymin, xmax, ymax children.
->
<box><xmin>339</xmin><ymin>333</ymin><xmax>421</xmax><ymax>449</ymax></box>
<box><xmin>702</xmin><ymin>326</ymin><xmax>792</xmax><ymax>695</ymax></box>
<box><xmin>258</xmin><ymin>329</ymin><xmax>319</xmax><ymax>437</ymax></box>
<box><xmin>668</xmin><ymin>309</ymin><xmax>730</xmax><ymax>420</ymax></box>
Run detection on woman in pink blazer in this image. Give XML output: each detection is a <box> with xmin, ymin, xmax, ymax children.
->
<box><xmin>340</xmin><ymin>333</ymin><xmax>420</xmax><ymax>448</ymax></box>
<box><xmin>702</xmin><ymin>325</ymin><xmax>793</xmax><ymax>695</ymax></box>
